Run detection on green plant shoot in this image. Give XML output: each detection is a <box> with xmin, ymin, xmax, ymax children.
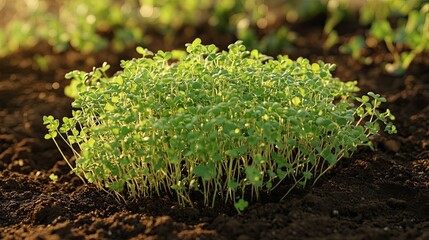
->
<box><xmin>44</xmin><ymin>39</ymin><xmax>396</xmax><ymax>210</ymax></box>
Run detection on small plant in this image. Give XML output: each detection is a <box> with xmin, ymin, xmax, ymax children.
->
<box><xmin>339</xmin><ymin>36</ymin><xmax>370</xmax><ymax>64</ymax></box>
<box><xmin>49</xmin><ymin>173</ymin><xmax>59</xmax><ymax>182</ymax></box>
<box><xmin>238</xmin><ymin>26</ymin><xmax>297</xmax><ymax>54</ymax></box>
<box><xmin>0</xmin><ymin>0</ymin><xmax>143</xmax><ymax>56</ymax></box>
<box><xmin>322</xmin><ymin>0</ymin><xmax>428</xmax><ymax>75</ymax></box>
<box><xmin>369</xmin><ymin>3</ymin><xmax>429</xmax><ymax>75</ymax></box>
<box><xmin>44</xmin><ymin>39</ymin><xmax>396</xmax><ymax>211</ymax></box>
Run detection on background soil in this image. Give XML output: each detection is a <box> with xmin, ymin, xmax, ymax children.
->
<box><xmin>1</xmin><ymin>20</ymin><xmax>429</xmax><ymax>240</ymax></box>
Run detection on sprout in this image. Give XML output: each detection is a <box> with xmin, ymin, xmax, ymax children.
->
<box><xmin>44</xmin><ymin>39</ymin><xmax>396</xmax><ymax>211</ymax></box>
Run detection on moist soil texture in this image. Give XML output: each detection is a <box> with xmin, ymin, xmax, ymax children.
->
<box><xmin>1</xmin><ymin>21</ymin><xmax>429</xmax><ymax>240</ymax></box>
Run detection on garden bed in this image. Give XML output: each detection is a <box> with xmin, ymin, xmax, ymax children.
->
<box><xmin>1</xmin><ymin>21</ymin><xmax>429</xmax><ymax>240</ymax></box>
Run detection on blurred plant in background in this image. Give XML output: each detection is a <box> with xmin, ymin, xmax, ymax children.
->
<box><xmin>0</xmin><ymin>0</ymin><xmax>296</xmax><ymax>58</ymax></box>
<box><xmin>0</xmin><ymin>0</ymin><xmax>144</xmax><ymax>55</ymax></box>
<box><xmin>324</xmin><ymin>0</ymin><xmax>428</xmax><ymax>75</ymax></box>
<box><xmin>368</xmin><ymin>2</ymin><xmax>429</xmax><ymax>75</ymax></box>
<box><xmin>0</xmin><ymin>0</ymin><xmax>427</xmax><ymax>75</ymax></box>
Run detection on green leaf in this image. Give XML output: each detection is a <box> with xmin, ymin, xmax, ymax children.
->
<box><xmin>303</xmin><ymin>171</ymin><xmax>312</xmax><ymax>180</ymax></box>
<box><xmin>109</xmin><ymin>180</ymin><xmax>125</xmax><ymax>192</ymax></box>
<box><xmin>104</xmin><ymin>103</ymin><xmax>115</xmax><ymax>112</ymax></box>
<box><xmin>340</xmin><ymin>36</ymin><xmax>365</xmax><ymax>59</ymax></box>
<box><xmin>321</xmin><ymin>148</ymin><xmax>337</xmax><ymax>165</ymax></box>
<box><xmin>245</xmin><ymin>166</ymin><xmax>263</xmax><ymax>187</ymax></box>
<box><xmin>193</xmin><ymin>163</ymin><xmax>216</xmax><ymax>181</ymax></box>
<box><xmin>87</xmin><ymin>138</ymin><xmax>95</xmax><ymax>148</ymax></box>
<box><xmin>253</xmin><ymin>154</ymin><xmax>266</xmax><ymax>164</ymax></box>
<box><xmin>136</xmin><ymin>46</ymin><xmax>153</xmax><ymax>56</ymax></box>
<box><xmin>370</xmin><ymin>20</ymin><xmax>393</xmax><ymax>41</ymax></box>
<box><xmin>49</xmin><ymin>173</ymin><xmax>58</xmax><ymax>182</ymax></box>
<box><xmin>228</xmin><ymin>180</ymin><xmax>238</xmax><ymax>190</ymax></box>
<box><xmin>311</xmin><ymin>63</ymin><xmax>320</xmax><ymax>71</ymax></box>
<box><xmin>43</xmin><ymin>115</ymin><xmax>54</xmax><ymax>124</ymax></box>
<box><xmin>292</xmin><ymin>96</ymin><xmax>301</xmax><ymax>106</ymax></box>
<box><xmin>225</xmin><ymin>149</ymin><xmax>239</xmax><ymax>158</ymax></box>
<box><xmin>315</xmin><ymin>117</ymin><xmax>331</xmax><ymax>127</ymax></box>
<box><xmin>44</xmin><ymin>133</ymin><xmax>53</xmax><ymax>140</ymax></box>
<box><xmin>234</xmin><ymin>198</ymin><xmax>249</xmax><ymax>212</ymax></box>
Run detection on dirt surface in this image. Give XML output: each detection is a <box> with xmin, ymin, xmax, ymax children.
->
<box><xmin>1</xmin><ymin>22</ymin><xmax>429</xmax><ymax>240</ymax></box>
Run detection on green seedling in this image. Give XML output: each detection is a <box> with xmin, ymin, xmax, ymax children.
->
<box><xmin>0</xmin><ymin>0</ymin><xmax>286</xmax><ymax>58</ymax></box>
<box><xmin>320</xmin><ymin>0</ymin><xmax>426</xmax><ymax>75</ymax></box>
<box><xmin>49</xmin><ymin>173</ymin><xmax>59</xmax><ymax>182</ymax></box>
<box><xmin>239</xmin><ymin>26</ymin><xmax>297</xmax><ymax>54</ymax></box>
<box><xmin>0</xmin><ymin>0</ymin><xmax>143</xmax><ymax>57</ymax></box>
<box><xmin>369</xmin><ymin>3</ymin><xmax>428</xmax><ymax>75</ymax></box>
<box><xmin>44</xmin><ymin>39</ymin><xmax>396</xmax><ymax>211</ymax></box>
<box><xmin>339</xmin><ymin>36</ymin><xmax>372</xmax><ymax>65</ymax></box>
<box><xmin>33</xmin><ymin>54</ymin><xmax>50</xmax><ymax>72</ymax></box>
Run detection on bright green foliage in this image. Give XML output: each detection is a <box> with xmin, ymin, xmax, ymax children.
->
<box><xmin>0</xmin><ymin>0</ymin><xmax>144</xmax><ymax>56</ymax></box>
<box><xmin>138</xmin><ymin>0</ymin><xmax>296</xmax><ymax>53</ymax></box>
<box><xmin>49</xmin><ymin>173</ymin><xmax>59</xmax><ymax>182</ymax></box>
<box><xmin>339</xmin><ymin>36</ymin><xmax>368</xmax><ymax>63</ymax></box>
<box><xmin>44</xmin><ymin>39</ymin><xmax>396</xmax><ymax>210</ymax></box>
<box><xmin>358</xmin><ymin>0</ymin><xmax>423</xmax><ymax>25</ymax></box>
<box><xmin>0</xmin><ymin>0</ymin><xmax>294</xmax><ymax>57</ymax></box>
<box><xmin>369</xmin><ymin>3</ymin><xmax>429</xmax><ymax>75</ymax></box>
<box><xmin>323</xmin><ymin>0</ymin><xmax>428</xmax><ymax>75</ymax></box>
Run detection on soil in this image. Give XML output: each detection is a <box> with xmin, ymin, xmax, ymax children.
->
<box><xmin>1</xmin><ymin>20</ymin><xmax>429</xmax><ymax>240</ymax></box>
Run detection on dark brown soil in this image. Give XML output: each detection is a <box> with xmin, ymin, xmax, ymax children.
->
<box><xmin>1</xmin><ymin>22</ymin><xmax>429</xmax><ymax>240</ymax></box>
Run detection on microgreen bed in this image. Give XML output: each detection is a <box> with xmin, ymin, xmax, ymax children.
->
<box><xmin>44</xmin><ymin>39</ymin><xmax>395</xmax><ymax>211</ymax></box>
